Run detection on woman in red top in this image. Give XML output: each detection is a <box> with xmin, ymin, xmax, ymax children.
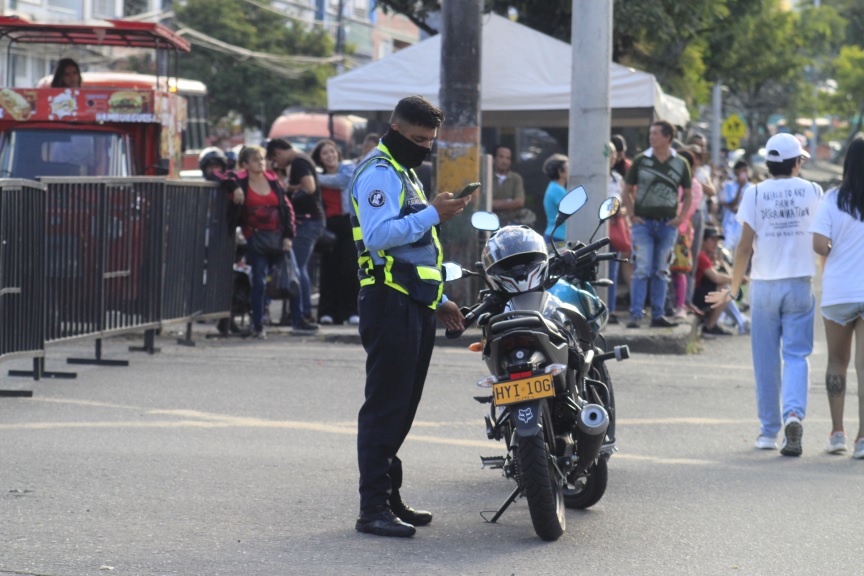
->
<box><xmin>226</xmin><ymin>145</ymin><xmax>295</xmax><ymax>337</ymax></box>
<box><xmin>312</xmin><ymin>139</ymin><xmax>359</xmax><ymax>325</ymax></box>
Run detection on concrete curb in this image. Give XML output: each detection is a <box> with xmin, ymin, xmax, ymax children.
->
<box><xmin>292</xmin><ymin>317</ymin><xmax>699</xmax><ymax>355</ymax></box>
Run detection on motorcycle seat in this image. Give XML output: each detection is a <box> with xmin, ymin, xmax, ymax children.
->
<box><xmin>488</xmin><ymin>312</ymin><xmax>566</xmax><ymax>343</ymax></box>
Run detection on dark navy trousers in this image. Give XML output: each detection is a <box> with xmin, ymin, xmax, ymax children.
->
<box><xmin>357</xmin><ymin>283</ymin><xmax>437</xmax><ymax>511</ymax></box>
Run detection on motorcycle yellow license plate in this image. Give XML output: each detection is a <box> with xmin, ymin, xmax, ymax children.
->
<box><xmin>492</xmin><ymin>374</ymin><xmax>554</xmax><ymax>406</ymax></box>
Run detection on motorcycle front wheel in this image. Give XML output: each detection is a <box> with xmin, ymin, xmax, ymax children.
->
<box><xmin>563</xmin><ymin>455</ymin><xmax>608</xmax><ymax>509</ymax></box>
<box><xmin>517</xmin><ymin>410</ymin><xmax>565</xmax><ymax>541</ymax></box>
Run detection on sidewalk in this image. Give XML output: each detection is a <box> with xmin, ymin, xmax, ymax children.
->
<box><xmin>202</xmin><ymin>309</ymin><xmax>698</xmax><ymax>355</ymax></box>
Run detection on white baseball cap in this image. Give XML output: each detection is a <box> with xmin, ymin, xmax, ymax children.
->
<box><xmin>765</xmin><ymin>133</ymin><xmax>810</xmax><ymax>162</ymax></box>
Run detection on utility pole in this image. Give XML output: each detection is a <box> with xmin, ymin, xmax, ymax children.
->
<box><xmin>811</xmin><ymin>0</ymin><xmax>821</xmax><ymax>161</ymax></box>
<box><xmin>438</xmin><ymin>0</ymin><xmax>481</xmax><ymax>300</ymax></box>
<box><xmin>712</xmin><ymin>80</ymin><xmax>722</xmax><ymax>170</ymax></box>
<box><xmin>335</xmin><ymin>0</ymin><xmax>345</xmax><ymax>74</ymax></box>
<box><xmin>568</xmin><ymin>0</ymin><xmax>612</xmax><ymax>243</ymax></box>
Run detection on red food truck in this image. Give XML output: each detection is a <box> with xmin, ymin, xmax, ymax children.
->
<box><xmin>0</xmin><ymin>17</ymin><xmax>190</xmax><ymax>178</ymax></box>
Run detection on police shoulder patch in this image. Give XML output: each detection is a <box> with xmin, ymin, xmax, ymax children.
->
<box><xmin>368</xmin><ymin>190</ymin><xmax>386</xmax><ymax>207</ymax></box>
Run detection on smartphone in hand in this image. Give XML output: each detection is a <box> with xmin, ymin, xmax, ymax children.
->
<box><xmin>455</xmin><ymin>182</ymin><xmax>481</xmax><ymax>199</ymax></box>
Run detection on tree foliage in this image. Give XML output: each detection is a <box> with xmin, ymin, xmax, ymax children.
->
<box><xmin>173</xmin><ymin>0</ymin><xmax>334</xmax><ymax>130</ymax></box>
<box><xmin>378</xmin><ymin>0</ymin><xmax>864</xmax><ymax>145</ymax></box>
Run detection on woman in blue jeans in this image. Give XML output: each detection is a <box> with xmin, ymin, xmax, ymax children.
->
<box><xmin>290</xmin><ymin>217</ymin><xmax>324</xmax><ymax>332</ymax></box>
<box><xmin>226</xmin><ymin>146</ymin><xmax>295</xmax><ymax>338</ymax></box>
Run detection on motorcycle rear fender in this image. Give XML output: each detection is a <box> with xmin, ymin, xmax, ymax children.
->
<box><xmin>508</xmin><ymin>399</ymin><xmax>544</xmax><ymax>437</ymax></box>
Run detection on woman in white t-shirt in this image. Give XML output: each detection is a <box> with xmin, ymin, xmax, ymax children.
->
<box><xmin>810</xmin><ymin>136</ymin><xmax>864</xmax><ymax>459</ymax></box>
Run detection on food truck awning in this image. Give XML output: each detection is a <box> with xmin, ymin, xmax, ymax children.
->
<box><xmin>0</xmin><ymin>16</ymin><xmax>191</xmax><ymax>52</ymax></box>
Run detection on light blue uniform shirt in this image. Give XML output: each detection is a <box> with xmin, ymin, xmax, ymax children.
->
<box><xmin>352</xmin><ymin>155</ymin><xmax>448</xmax><ymax>305</ymax></box>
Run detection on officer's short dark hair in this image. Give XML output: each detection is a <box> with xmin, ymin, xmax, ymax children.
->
<box><xmin>390</xmin><ymin>96</ymin><xmax>445</xmax><ymax>129</ymax></box>
<box><xmin>651</xmin><ymin>119</ymin><xmax>676</xmax><ymax>141</ymax></box>
<box><xmin>266</xmin><ymin>137</ymin><xmax>292</xmax><ymax>159</ymax></box>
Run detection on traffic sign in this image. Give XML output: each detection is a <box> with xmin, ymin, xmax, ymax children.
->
<box><xmin>722</xmin><ymin>114</ymin><xmax>747</xmax><ymax>139</ymax></box>
<box><xmin>725</xmin><ymin>137</ymin><xmax>740</xmax><ymax>150</ymax></box>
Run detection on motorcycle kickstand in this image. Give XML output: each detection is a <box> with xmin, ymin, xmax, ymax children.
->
<box><xmin>481</xmin><ymin>485</ymin><xmax>521</xmax><ymax>524</ymax></box>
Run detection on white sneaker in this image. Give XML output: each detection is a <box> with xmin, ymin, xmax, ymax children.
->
<box><xmin>348</xmin><ymin>315</ymin><xmax>360</xmax><ymax>325</ymax></box>
<box><xmin>754</xmin><ymin>435</ymin><xmax>777</xmax><ymax>450</ymax></box>
<box><xmin>824</xmin><ymin>431</ymin><xmax>847</xmax><ymax>454</ymax></box>
<box><xmin>319</xmin><ymin>315</ymin><xmax>334</xmax><ymax>325</ymax></box>
<box><xmin>853</xmin><ymin>438</ymin><xmax>864</xmax><ymax>459</ymax></box>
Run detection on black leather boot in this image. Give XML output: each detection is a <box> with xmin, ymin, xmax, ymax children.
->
<box><xmin>390</xmin><ymin>491</ymin><xmax>433</xmax><ymax>527</ymax></box>
<box><xmin>355</xmin><ymin>505</ymin><xmax>416</xmax><ymax>538</ymax></box>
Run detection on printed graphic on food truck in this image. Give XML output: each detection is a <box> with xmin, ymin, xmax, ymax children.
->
<box><xmin>49</xmin><ymin>89</ymin><xmax>79</xmax><ymax>119</ymax></box>
<box><xmin>0</xmin><ymin>87</ymin><xmax>34</xmax><ymax>120</ymax></box>
<box><xmin>0</xmin><ymin>88</ymin><xmax>160</xmax><ymax>123</ymax></box>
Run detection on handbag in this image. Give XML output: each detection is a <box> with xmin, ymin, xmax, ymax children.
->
<box><xmin>247</xmin><ymin>229</ymin><xmax>284</xmax><ymax>257</ymax></box>
<box><xmin>314</xmin><ymin>228</ymin><xmax>338</xmax><ymax>254</ymax></box>
<box><xmin>267</xmin><ymin>251</ymin><xmax>301</xmax><ymax>299</ymax></box>
<box><xmin>670</xmin><ymin>228</ymin><xmax>693</xmax><ymax>273</ymax></box>
<box><xmin>608</xmin><ymin>214</ymin><xmax>631</xmax><ymax>253</ymax></box>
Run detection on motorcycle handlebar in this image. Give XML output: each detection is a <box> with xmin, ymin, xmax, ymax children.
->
<box><xmin>445</xmin><ymin>295</ymin><xmax>500</xmax><ymax>339</ymax></box>
<box><xmin>570</xmin><ymin>237</ymin><xmax>611</xmax><ymax>261</ymax></box>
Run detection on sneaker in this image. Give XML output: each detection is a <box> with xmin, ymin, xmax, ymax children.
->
<box><xmin>824</xmin><ymin>431</ymin><xmax>847</xmax><ymax>454</ymax></box>
<box><xmin>650</xmin><ymin>316</ymin><xmax>678</xmax><ymax>328</ymax></box>
<box><xmin>780</xmin><ymin>416</ymin><xmax>803</xmax><ymax>457</ymax></box>
<box><xmin>251</xmin><ymin>326</ymin><xmax>267</xmax><ymax>340</ymax></box>
<box><xmin>754</xmin><ymin>435</ymin><xmax>777</xmax><ymax>450</ymax></box>
<box><xmin>348</xmin><ymin>314</ymin><xmax>360</xmax><ymax>325</ymax></box>
<box><xmin>853</xmin><ymin>438</ymin><xmax>864</xmax><ymax>459</ymax></box>
<box><xmin>626</xmin><ymin>317</ymin><xmax>642</xmax><ymax>329</ymax></box>
<box><xmin>673</xmin><ymin>307</ymin><xmax>688</xmax><ymax>320</ymax></box>
<box><xmin>291</xmin><ymin>321</ymin><xmax>319</xmax><ymax>336</ymax></box>
<box><xmin>607</xmin><ymin>313</ymin><xmax>619</xmax><ymax>325</ymax></box>
<box><xmin>319</xmin><ymin>315</ymin><xmax>334</xmax><ymax>325</ymax></box>
<box><xmin>703</xmin><ymin>324</ymin><xmax>733</xmax><ymax>336</ymax></box>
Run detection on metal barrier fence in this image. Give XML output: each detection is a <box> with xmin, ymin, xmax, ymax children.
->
<box><xmin>0</xmin><ymin>180</ymin><xmax>47</xmax><ymax>365</ymax></box>
<box><xmin>0</xmin><ymin>177</ymin><xmax>234</xmax><ymax>382</ymax></box>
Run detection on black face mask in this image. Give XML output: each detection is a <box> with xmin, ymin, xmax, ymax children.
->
<box><xmin>381</xmin><ymin>129</ymin><xmax>431</xmax><ymax>169</ymax></box>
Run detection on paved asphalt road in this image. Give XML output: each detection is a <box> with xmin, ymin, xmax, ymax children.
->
<box><xmin>1</xmin><ymin>323</ymin><xmax>862</xmax><ymax>576</ymax></box>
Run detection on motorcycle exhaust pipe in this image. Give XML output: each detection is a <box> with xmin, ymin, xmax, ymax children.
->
<box><xmin>575</xmin><ymin>404</ymin><xmax>609</xmax><ymax>474</ymax></box>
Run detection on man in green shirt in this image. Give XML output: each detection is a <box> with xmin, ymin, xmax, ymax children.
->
<box><xmin>622</xmin><ymin>119</ymin><xmax>692</xmax><ymax>328</ymax></box>
<box><xmin>491</xmin><ymin>145</ymin><xmax>535</xmax><ymax>226</ymax></box>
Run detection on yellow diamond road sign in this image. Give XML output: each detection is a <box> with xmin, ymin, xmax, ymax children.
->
<box><xmin>722</xmin><ymin>114</ymin><xmax>747</xmax><ymax>139</ymax></box>
<box><xmin>725</xmin><ymin>137</ymin><xmax>740</xmax><ymax>150</ymax></box>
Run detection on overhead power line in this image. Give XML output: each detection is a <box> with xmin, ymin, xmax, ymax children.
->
<box><xmin>173</xmin><ymin>21</ymin><xmax>343</xmax><ymax>79</ymax></box>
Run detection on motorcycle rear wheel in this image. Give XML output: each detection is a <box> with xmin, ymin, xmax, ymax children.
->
<box><xmin>563</xmin><ymin>455</ymin><xmax>608</xmax><ymax>509</ymax></box>
<box><xmin>517</xmin><ymin>416</ymin><xmax>565</xmax><ymax>541</ymax></box>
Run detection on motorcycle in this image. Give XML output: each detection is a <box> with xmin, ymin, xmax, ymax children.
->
<box><xmin>442</xmin><ymin>186</ymin><xmax>629</xmax><ymax>541</ymax></box>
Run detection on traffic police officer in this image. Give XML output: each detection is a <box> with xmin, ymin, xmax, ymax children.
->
<box><xmin>352</xmin><ymin>96</ymin><xmax>469</xmax><ymax>538</ymax></box>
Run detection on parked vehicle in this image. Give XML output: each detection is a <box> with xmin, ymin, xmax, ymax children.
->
<box><xmin>268</xmin><ymin>110</ymin><xmax>367</xmax><ymax>157</ymax></box>
<box><xmin>443</xmin><ymin>186</ymin><xmax>629</xmax><ymax>541</ymax></box>
<box><xmin>0</xmin><ymin>17</ymin><xmax>190</xmax><ymax>178</ymax></box>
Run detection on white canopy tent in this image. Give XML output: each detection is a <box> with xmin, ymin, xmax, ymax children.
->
<box><xmin>327</xmin><ymin>13</ymin><xmax>689</xmax><ymax>129</ymax></box>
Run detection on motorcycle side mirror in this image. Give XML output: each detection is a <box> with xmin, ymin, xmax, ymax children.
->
<box><xmin>598</xmin><ymin>196</ymin><xmax>620</xmax><ymax>221</ymax></box>
<box><xmin>471</xmin><ymin>211</ymin><xmax>500</xmax><ymax>232</ymax></box>
<box><xmin>442</xmin><ymin>262</ymin><xmax>464</xmax><ymax>282</ymax></box>
<box><xmin>554</xmin><ymin>185</ymin><xmax>589</xmax><ymax>226</ymax></box>
<box><xmin>550</xmin><ymin>185</ymin><xmax>589</xmax><ymax>255</ymax></box>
